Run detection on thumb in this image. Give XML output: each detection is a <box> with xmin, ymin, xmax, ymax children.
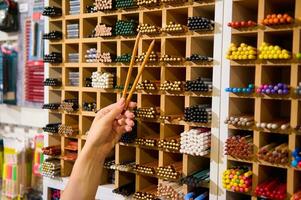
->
<box><xmin>103</xmin><ymin>98</ymin><xmax>125</xmax><ymax>122</ymax></box>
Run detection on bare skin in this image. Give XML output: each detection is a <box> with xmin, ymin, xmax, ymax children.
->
<box><xmin>61</xmin><ymin>98</ymin><xmax>136</xmax><ymax>200</ymax></box>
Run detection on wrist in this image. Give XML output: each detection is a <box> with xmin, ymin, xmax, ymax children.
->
<box><xmin>81</xmin><ymin>143</ymin><xmax>106</xmax><ymax>164</ymax></box>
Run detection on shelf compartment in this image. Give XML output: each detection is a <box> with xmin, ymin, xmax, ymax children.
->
<box><xmin>49</xmin><ymin>90</ymin><xmax>62</xmax><ymax>104</ymax></box>
<box><xmin>165</xmin><ymin>67</ymin><xmax>186</xmax><ymax>82</ymax></box>
<box><xmin>49</xmin><ymin>44</ymin><xmax>62</xmax><ymax>53</ymax></box>
<box><xmin>121</xmin><ymin>13</ymin><xmax>139</xmax><ymax>23</ymax></box>
<box><xmin>65</xmin><ymin>114</ymin><xmax>79</xmax><ymax>126</ymax></box>
<box><xmin>64</xmin><ymin>91</ymin><xmax>79</xmax><ymax>100</ymax></box>
<box><xmin>230</xmin><ymin>66</ymin><xmax>255</xmax><ymax>89</ymax></box>
<box><xmin>120</xmin><ymin>40</ymin><xmax>135</xmax><ymax>56</ymax></box>
<box><xmin>161</xmin><ymin>151</ymin><xmax>182</xmax><ymax>166</ymax></box>
<box><xmin>137</xmin><ymin>176</ymin><xmax>158</xmax><ymax>194</ymax></box>
<box><xmin>49</xmin><ymin>67</ymin><xmax>62</xmax><ymax>80</ymax></box>
<box><xmin>65</xmin><ymin>44</ymin><xmax>79</xmax><ymax>63</ymax></box>
<box><xmin>260</xmin><ymin>99</ymin><xmax>291</xmax><ymax>123</ymax></box>
<box><xmin>162</xmin><ymin>124</ymin><xmax>184</xmax><ymax>138</ymax></box>
<box><xmin>101</xmin><ymin>15</ymin><xmax>118</xmax><ymax>27</ymax></box>
<box><xmin>142</xmin><ymin>38</ymin><xmax>161</xmax><ymax>55</ymax></box>
<box><xmin>141</xmin><ymin>67</ymin><xmax>161</xmax><ymax>81</ymax></box>
<box><xmin>82</xmin><ymin>92</ymin><xmax>97</xmax><ymax>111</ymax></box>
<box><xmin>193</xmin><ymin>4</ymin><xmax>215</xmax><ymax>20</ymax></box>
<box><xmin>261</xmin><ymin>65</ymin><xmax>291</xmax><ymax>87</ymax></box>
<box><xmin>165</xmin><ymin>38</ymin><xmax>187</xmax><ymax>58</ymax></box>
<box><xmin>100</xmin><ymin>93</ymin><xmax>117</xmax><ymax>108</ymax></box>
<box><xmin>83</xmin><ymin>0</ymin><xmax>94</xmax><ymax>13</ymax></box>
<box><xmin>65</xmin><ymin>67</ymin><xmax>79</xmax><ymax>87</ymax></box>
<box><xmin>82</xmin><ymin>116</ymin><xmax>94</xmax><ymax>136</ymax></box>
<box><xmin>185</xmin><ymin>155</ymin><xmax>210</xmax><ymax>176</ymax></box>
<box><xmin>143</xmin><ymin>10</ymin><xmax>162</xmax><ymax>27</ymax></box>
<box><xmin>141</xmin><ymin>94</ymin><xmax>161</xmax><ymax>108</ymax></box>
<box><xmin>49</xmin><ymin>0</ymin><xmax>62</xmax><ymax>8</ymax></box>
<box><xmin>49</xmin><ymin>113</ymin><xmax>62</xmax><ymax>124</ymax></box>
<box><xmin>166</xmin><ymin>8</ymin><xmax>188</xmax><ymax>26</ymax></box>
<box><xmin>82</xmin><ymin>42</ymin><xmax>97</xmax><ymax>63</ymax></box>
<box><xmin>49</xmin><ymin>20</ymin><xmax>63</xmax><ymax>32</ymax></box>
<box><xmin>120</xmin><ymin>67</ymin><xmax>138</xmax><ymax>87</ymax></box>
<box><xmin>225</xmin><ymin>191</ymin><xmax>251</xmax><ymax>200</ymax></box>
<box><xmin>258</xmin><ymin>165</ymin><xmax>287</xmax><ymax>185</ymax></box>
<box><xmin>191</xmin><ymin>36</ymin><xmax>214</xmax><ymax>58</ymax></box>
<box><xmin>263</xmin><ymin>0</ymin><xmax>295</xmax><ymax>18</ymax></box>
<box><xmin>229</xmin><ymin>98</ymin><xmax>254</xmax><ymax>117</ymax></box>
<box><xmin>82</xmin><ymin>67</ymin><xmax>97</xmax><ymax>87</ymax></box>
<box><xmin>66</xmin><ymin>19</ymin><xmax>80</xmax><ymax>39</ymax></box>
<box><xmin>258</xmin><ymin>132</ymin><xmax>289</xmax><ymax>165</ymax></box>
<box><xmin>139</xmin><ymin>148</ymin><xmax>159</xmax><ymax>165</ymax></box>
<box><xmin>118</xmin><ymin>145</ymin><xmax>136</xmax><ymax>164</ymax></box>
<box><xmin>164</xmin><ymin>96</ymin><xmax>184</xmax><ymax>116</ymax></box>
<box><xmin>138</xmin><ymin>121</ymin><xmax>160</xmax><ymax>138</ymax></box>
<box><xmin>263</xmin><ymin>31</ymin><xmax>293</xmax><ymax>53</ymax></box>
<box><xmin>231</xmin><ymin>33</ymin><xmax>258</xmax><ymax>48</ymax></box>
<box><xmin>82</xmin><ymin>17</ymin><xmax>98</xmax><ymax>38</ymax></box>
<box><xmin>232</xmin><ymin>0</ymin><xmax>258</xmax><ymax>22</ymax></box>
<box><xmin>100</xmin><ymin>41</ymin><xmax>117</xmax><ymax>55</ymax></box>
<box><xmin>189</xmin><ymin>96</ymin><xmax>212</xmax><ymax>107</ymax></box>
<box><xmin>190</xmin><ymin>67</ymin><xmax>213</xmax><ymax>81</ymax></box>
<box><xmin>64</xmin><ymin>138</ymin><xmax>78</xmax><ymax>151</ymax></box>
<box><xmin>118</xmin><ymin>171</ymin><xmax>136</xmax><ymax>191</ymax></box>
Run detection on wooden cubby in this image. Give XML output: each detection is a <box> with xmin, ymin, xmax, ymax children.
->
<box><xmin>222</xmin><ymin>0</ymin><xmax>301</xmax><ymax>199</ymax></box>
<box><xmin>46</xmin><ymin>0</ymin><xmax>224</xmax><ymax>199</ymax></box>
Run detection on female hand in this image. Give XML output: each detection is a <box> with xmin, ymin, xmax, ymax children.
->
<box><xmin>85</xmin><ymin>98</ymin><xmax>136</xmax><ymax>159</ymax></box>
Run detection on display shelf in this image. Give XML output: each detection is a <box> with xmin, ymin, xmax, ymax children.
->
<box><xmin>221</xmin><ymin>0</ymin><xmax>301</xmax><ymax>199</ymax></box>
<box><xmin>45</xmin><ymin>0</ymin><xmax>224</xmax><ymax>199</ymax></box>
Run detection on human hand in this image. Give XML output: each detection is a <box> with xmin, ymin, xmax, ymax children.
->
<box><xmin>85</xmin><ymin>98</ymin><xmax>136</xmax><ymax>159</ymax></box>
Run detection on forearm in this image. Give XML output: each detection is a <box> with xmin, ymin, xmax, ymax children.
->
<box><xmin>61</xmin><ymin>145</ymin><xmax>105</xmax><ymax>200</ymax></box>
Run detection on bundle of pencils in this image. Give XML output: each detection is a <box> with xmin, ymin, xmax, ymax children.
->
<box><xmin>41</xmin><ymin>158</ymin><xmax>61</xmax><ymax>178</ymax></box>
<box><xmin>157</xmin><ymin>136</ymin><xmax>180</xmax><ymax>151</ymax></box>
<box><xmin>135</xmin><ymin>136</ymin><xmax>158</xmax><ymax>147</ymax></box>
<box><xmin>159</xmin><ymin>81</ymin><xmax>184</xmax><ymax>91</ymax></box>
<box><xmin>135</xmin><ymin>107</ymin><xmax>160</xmax><ymax>119</ymax></box>
<box><xmin>258</xmin><ymin>143</ymin><xmax>288</xmax><ymax>165</ymax></box>
<box><xmin>58</xmin><ymin>124</ymin><xmax>79</xmax><ymax>136</ymax></box>
<box><xmin>60</xmin><ymin>99</ymin><xmax>79</xmax><ymax>112</ymax></box>
<box><xmin>224</xmin><ymin>135</ymin><xmax>253</xmax><ymax>159</ymax></box>
<box><xmin>113</xmin><ymin>182</ymin><xmax>135</xmax><ymax>196</ymax></box>
<box><xmin>292</xmin><ymin>190</ymin><xmax>301</xmax><ymax>200</ymax></box>
<box><xmin>224</xmin><ymin>115</ymin><xmax>254</xmax><ymax>127</ymax></box>
<box><xmin>157</xmin><ymin>181</ymin><xmax>184</xmax><ymax>200</ymax></box>
<box><xmin>156</xmin><ymin>162</ymin><xmax>182</xmax><ymax>180</ymax></box>
<box><xmin>42</xmin><ymin>145</ymin><xmax>61</xmax><ymax>156</ymax></box>
<box><xmin>133</xmin><ymin>186</ymin><xmax>159</xmax><ymax>200</ymax></box>
<box><xmin>133</xmin><ymin>161</ymin><xmax>157</xmax><ymax>175</ymax></box>
<box><xmin>136</xmin><ymin>80</ymin><xmax>159</xmax><ymax>90</ymax></box>
<box><xmin>256</xmin><ymin>121</ymin><xmax>290</xmax><ymax>131</ymax></box>
<box><xmin>116</xmin><ymin>161</ymin><xmax>136</xmax><ymax>172</ymax></box>
<box><xmin>255</xmin><ymin>179</ymin><xmax>286</xmax><ymax>200</ymax></box>
<box><xmin>180</xmin><ymin>169</ymin><xmax>210</xmax><ymax>187</ymax></box>
<box><xmin>42</xmin><ymin>123</ymin><xmax>61</xmax><ymax>134</ymax></box>
<box><xmin>65</xmin><ymin>141</ymin><xmax>78</xmax><ymax>151</ymax></box>
<box><xmin>62</xmin><ymin>153</ymin><xmax>78</xmax><ymax>161</ymax></box>
<box><xmin>180</xmin><ymin>128</ymin><xmax>211</xmax><ymax>156</ymax></box>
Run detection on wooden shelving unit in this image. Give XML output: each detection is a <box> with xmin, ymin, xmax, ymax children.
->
<box><xmin>220</xmin><ymin>0</ymin><xmax>301</xmax><ymax>199</ymax></box>
<box><xmin>46</xmin><ymin>0</ymin><xmax>223</xmax><ymax>199</ymax></box>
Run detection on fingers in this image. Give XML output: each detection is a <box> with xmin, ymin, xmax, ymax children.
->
<box><xmin>127</xmin><ymin>102</ymin><xmax>137</xmax><ymax>109</ymax></box>
<box><xmin>103</xmin><ymin>99</ymin><xmax>126</xmax><ymax>122</ymax></box>
<box><xmin>114</xmin><ymin>110</ymin><xmax>135</xmax><ymax>120</ymax></box>
<box><xmin>117</xmin><ymin>118</ymin><xmax>135</xmax><ymax>126</ymax></box>
<box><xmin>95</xmin><ymin>100</ymin><xmax>136</xmax><ymax>120</ymax></box>
<box><xmin>114</xmin><ymin>124</ymin><xmax>133</xmax><ymax>135</ymax></box>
